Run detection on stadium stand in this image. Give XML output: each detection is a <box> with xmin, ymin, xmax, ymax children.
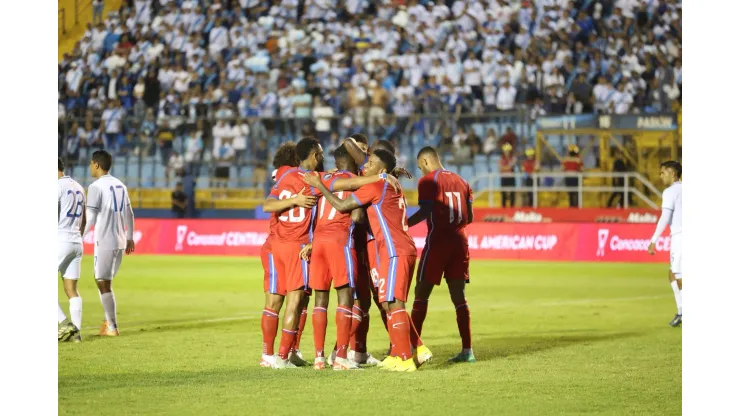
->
<box><xmin>57</xmin><ymin>0</ymin><xmax>682</xmax><ymax>210</ymax></box>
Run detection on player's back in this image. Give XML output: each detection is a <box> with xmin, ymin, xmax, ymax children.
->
<box><xmin>269</xmin><ymin>168</ymin><xmax>315</xmax><ymax>244</ymax></box>
<box><xmin>355</xmin><ymin>181</ymin><xmax>415</xmax><ymax>257</ymax></box>
<box><xmin>418</xmin><ymin>169</ymin><xmax>472</xmax><ymax>240</ymax></box>
<box><xmin>663</xmin><ymin>182</ymin><xmax>682</xmax><ymax>235</ymax></box>
<box><xmin>58</xmin><ymin>175</ymin><xmax>86</xmax><ymax>244</ymax></box>
<box><xmin>88</xmin><ymin>174</ymin><xmax>130</xmax><ymax>250</ymax></box>
<box><xmin>314</xmin><ymin>171</ymin><xmax>356</xmax><ymax>247</ymax></box>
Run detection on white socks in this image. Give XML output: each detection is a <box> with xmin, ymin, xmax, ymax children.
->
<box><xmin>99</xmin><ymin>292</ymin><xmax>118</xmax><ymax>330</ymax></box>
<box><xmin>670</xmin><ymin>280</ymin><xmax>682</xmax><ymax>315</ymax></box>
<box><xmin>69</xmin><ymin>297</ymin><xmax>83</xmax><ymax>330</ymax></box>
<box><xmin>58</xmin><ymin>303</ymin><xmax>68</xmax><ymax>324</ymax></box>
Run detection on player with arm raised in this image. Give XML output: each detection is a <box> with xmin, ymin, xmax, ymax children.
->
<box><xmin>259</xmin><ymin>142</ymin><xmax>318</xmax><ymax>368</ymax></box>
<box><xmin>304</xmin><ymin>149</ymin><xmax>420</xmax><ymax>372</ymax></box>
<box><xmin>647</xmin><ymin>161</ymin><xmax>683</xmax><ymax>327</ymax></box>
<box><xmin>82</xmin><ymin>150</ymin><xmax>135</xmax><ymax>337</ymax></box>
<box><xmin>407</xmin><ymin>147</ymin><xmax>475</xmax><ymax>363</ymax></box>
<box><xmin>58</xmin><ymin>158</ymin><xmax>86</xmax><ymax>342</ymax></box>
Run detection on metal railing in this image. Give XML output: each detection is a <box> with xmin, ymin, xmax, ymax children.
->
<box><xmin>469</xmin><ymin>172</ymin><xmax>661</xmax><ymax>209</ymax></box>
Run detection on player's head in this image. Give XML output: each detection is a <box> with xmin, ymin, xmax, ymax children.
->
<box><xmin>416</xmin><ymin>146</ymin><xmax>443</xmax><ymax>176</ymax></box>
<box><xmin>350</xmin><ymin>133</ymin><xmax>369</xmax><ymax>153</ymax></box>
<box><xmin>272</xmin><ymin>141</ymin><xmax>299</xmax><ymax>169</ymax></box>
<box><xmin>369</xmin><ymin>139</ymin><xmax>395</xmax><ymax>154</ymax></box>
<box><xmin>90</xmin><ymin>150</ymin><xmax>112</xmax><ymax>178</ymax></box>
<box><xmin>659</xmin><ymin>160</ymin><xmax>682</xmax><ymax>185</ymax></box>
<box><xmin>334</xmin><ymin>144</ymin><xmax>358</xmax><ymax>173</ymax></box>
<box><xmin>58</xmin><ymin>158</ymin><xmax>65</xmax><ymax>178</ymax></box>
<box><xmin>296</xmin><ymin>136</ymin><xmax>324</xmax><ymax>172</ymax></box>
<box><xmin>364</xmin><ymin>149</ymin><xmax>396</xmax><ymax>176</ymax></box>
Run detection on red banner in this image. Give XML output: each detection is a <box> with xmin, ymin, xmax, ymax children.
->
<box><xmin>474</xmin><ymin>208</ymin><xmax>661</xmax><ymax>224</ymax></box>
<box><xmin>83</xmin><ymin>219</ymin><xmax>669</xmax><ymax>263</ymax></box>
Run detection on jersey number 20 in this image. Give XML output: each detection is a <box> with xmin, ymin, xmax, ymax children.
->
<box><xmin>278</xmin><ymin>190</ymin><xmax>306</xmax><ymax>223</ymax></box>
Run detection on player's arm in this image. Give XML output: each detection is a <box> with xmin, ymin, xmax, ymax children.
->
<box><xmin>466</xmin><ymin>184</ymin><xmax>474</xmax><ymax>224</ymax></box>
<box><xmin>341</xmin><ymin>137</ymin><xmax>368</xmax><ymax>166</ymax></box>
<box><xmin>351</xmin><ymin>207</ymin><xmax>367</xmax><ymax>225</ymax></box>
<box><xmin>305</xmin><ymin>173</ymin><xmax>363</xmax><ymax>213</ymax></box>
<box><xmin>124</xmin><ymin>190</ymin><xmax>136</xmax><ymax>254</ymax></box>
<box><xmin>82</xmin><ymin>185</ymin><xmax>101</xmax><ymax>238</ymax></box>
<box><xmin>648</xmin><ymin>191</ymin><xmax>674</xmax><ymax>255</ymax></box>
<box><xmin>408</xmin><ymin>202</ymin><xmax>431</xmax><ymax>227</ymax></box>
<box><xmin>262</xmin><ymin>187</ymin><xmax>317</xmax><ymax>212</ymax></box>
<box><xmin>80</xmin><ymin>207</ymin><xmax>87</xmax><ymax>236</ymax></box>
<box><xmin>330</xmin><ymin>173</ymin><xmax>400</xmax><ymax>193</ymax></box>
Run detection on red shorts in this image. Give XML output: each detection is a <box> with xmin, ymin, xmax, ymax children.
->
<box><xmin>308</xmin><ymin>242</ymin><xmax>357</xmax><ymax>291</ymax></box>
<box><xmin>377</xmin><ymin>255</ymin><xmax>417</xmax><ymax>303</ymax></box>
<box><xmin>367</xmin><ymin>238</ymin><xmax>381</xmax><ymax>288</ymax></box>
<box><xmin>260</xmin><ymin>242</ymin><xmax>272</xmax><ymax>293</ymax></box>
<box><xmin>417</xmin><ymin>238</ymin><xmax>470</xmax><ymax>285</ymax></box>
<box><xmin>354</xmin><ymin>247</ymin><xmax>372</xmax><ymax>300</ymax></box>
<box><xmin>270</xmin><ymin>242</ymin><xmax>309</xmax><ymax>295</ymax></box>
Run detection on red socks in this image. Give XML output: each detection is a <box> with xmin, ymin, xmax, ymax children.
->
<box><xmin>261</xmin><ymin>308</ymin><xmax>279</xmax><ymax>356</ymax></box>
<box><xmin>410</xmin><ymin>299</ymin><xmax>428</xmax><ymax>347</ymax></box>
<box><xmin>294</xmin><ymin>307</ymin><xmax>308</xmax><ymax>351</ymax></box>
<box><xmin>336</xmin><ymin>306</ymin><xmax>353</xmax><ymax>359</ymax></box>
<box><xmin>454</xmin><ymin>301</ymin><xmax>472</xmax><ymax>349</ymax></box>
<box><xmin>312</xmin><ymin>307</ymin><xmax>327</xmax><ymax>358</ymax></box>
<box><xmin>278</xmin><ymin>328</ymin><xmax>297</xmax><ymax>360</ymax></box>
<box><xmin>353</xmin><ymin>310</ymin><xmax>369</xmax><ymax>353</ymax></box>
<box><xmin>387</xmin><ymin>308</ymin><xmax>412</xmax><ymax>360</ymax></box>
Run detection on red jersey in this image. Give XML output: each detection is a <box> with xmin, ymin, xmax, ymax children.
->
<box><xmin>268</xmin><ymin>168</ymin><xmax>317</xmax><ymax>244</ymax></box>
<box><xmin>522</xmin><ymin>158</ymin><xmax>538</xmax><ymax>174</ymax></box>
<box><xmin>352</xmin><ymin>181</ymin><xmax>415</xmax><ymax>257</ymax></box>
<box><xmin>313</xmin><ymin>170</ymin><xmax>357</xmax><ymax>247</ymax></box>
<box><xmin>562</xmin><ymin>157</ymin><xmax>582</xmax><ymax>172</ymax></box>
<box><xmin>417</xmin><ymin>169</ymin><xmax>473</xmax><ymax>240</ymax></box>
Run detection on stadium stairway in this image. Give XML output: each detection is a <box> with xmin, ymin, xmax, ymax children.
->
<box><xmin>58</xmin><ymin>0</ymin><xmax>124</xmax><ymax>61</ymax></box>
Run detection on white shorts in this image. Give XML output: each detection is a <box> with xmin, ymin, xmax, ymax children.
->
<box><xmin>670</xmin><ymin>234</ymin><xmax>682</xmax><ymax>278</ymax></box>
<box><xmin>94</xmin><ymin>247</ymin><xmax>124</xmax><ymax>281</ymax></box>
<box><xmin>58</xmin><ymin>242</ymin><xmax>83</xmax><ymax>280</ymax></box>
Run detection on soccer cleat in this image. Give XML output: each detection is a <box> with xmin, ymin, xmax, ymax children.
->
<box><xmin>288</xmin><ymin>349</ymin><xmax>308</xmax><ymax>367</ymax></box>
<box><xmin>378</xmin><ymin>356</ymin><xmax>401</xmax><ymax>370</ymax></box>
<box><xmin>58</xmin><ymin>320</ymin><xmax>78</xmax><ymax>342</ymax></box>
<box><xmin>260</xmin><ymin>354</ymin><xmax>276</xmax><ymax>368</ymax></box>
<box><xmin>448</xmin><ymin>351</ymin><xmax>476</xmax><ymax>364</ymax></box>
<box><xmin>313</xmin><ymin>357</ymin><xmax>326</xmax><ymax>370</ymax></box>
<box><xmin>669</xmin><ymin>314</ymin><xmax>682</xmax><ymax>327</ymax></box>
<box><xmin>332</xmin><ymin>357</ymin><xmax>356</xmax><ymax>371</ymax></box>
<box><xmin>73</xmin><ymin>334</ymin><xmax>82</xmax><ymax>343</ymax></box>
<box><xmin>389</xmin><ymin>358</ymin><xmax>417</xmax><ymax>372</ymax></box>
<box><xmin>347</xmin><ymin>349</ymin><xmax>355</xmax><ymax>362</ymax></box>
<box><xmin>414</xmin><ymin>345</ymin><xmax>433</xmax><ymax>367</ymax></box>
<box><xmin>98</xmin><ymin>321</ymin><xmax>119</xmax><ymax>337</ymax></box>
<box><xmin>272</xmin><ymin>358</ymin><xmax>300</xmax><ymax>369</ymax></box>
<box><xmin>353</xmin><ymin>351</ymin><xmax>381</xmax><ymax>366</ymax></box>
<box><xmin>326</xmin><ymin>349</ymin><xmax>337</xmax><ymax>366</ymax></box>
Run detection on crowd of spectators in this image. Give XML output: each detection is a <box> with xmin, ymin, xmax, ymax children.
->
<box><xmin>58</xmin><ymin>0</ymin><xmax>682</xmax><ymax>171</ymax></box>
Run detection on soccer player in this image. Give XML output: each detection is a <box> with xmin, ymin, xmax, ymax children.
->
<box><xmin>259</xmin><ymin>142</ymin><xmax>317</xmax><ymax>367</ymax></box>
<box><xmin>648</xmin><ymin>161</ymin><xmax>683</xmax><ymax>327</ymax></box>
<box><xmin>304</xmin><ymin>149</ymin><xmax>420</xmax><ymax>372</ymax></box>
<box><xmin>82</xmin><ymin>150</ymin><xmax>136</xmax><ymax>336</ymax></box>
<box><xmin>407</xmin><ymin>147</ymin><xmax>475</xmax><ymax>363</ymax></box>
<box><xmin>58</xmin><ymin>158</ymin><xmax>85</xmax><ymax>343</ymax></box>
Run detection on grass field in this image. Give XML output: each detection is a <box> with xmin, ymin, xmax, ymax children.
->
<box><xmin>58</xmin><ymin>256</ymin><xmax>681</xmax><ymax>415</ymax></box>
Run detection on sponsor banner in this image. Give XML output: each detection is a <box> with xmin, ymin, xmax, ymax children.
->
<box><xmin>536</xmin><ymin>113</ymin><xmax>678</xmax><ymax>131</ymax></box>
<box><xmin>475</xmin><ymin>208</ymin><xmax>660</xmax><ymax>224</ymax></box>
<box><xmin>83</xmin><ymin>220</ymin><xmax>669</xmax><ymax>263</ymax></box>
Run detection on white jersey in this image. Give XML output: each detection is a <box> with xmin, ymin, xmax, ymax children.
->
<box><xmin>661</xmin><ymin>181</ymin><xmax>682</xmax><ymax>235</ymax></box>
<box><xmin>58</xmin><ymin>176</ymin><xmax>85</xmax><ymax>244</ymax></box>
<box><xmin>87</xmin><ymin>174</ymin><xmax>134</xmax><ymax>250</ymax></box>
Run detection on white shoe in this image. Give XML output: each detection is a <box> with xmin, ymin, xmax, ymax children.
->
<box><xmin>347</xmin><ymin>349</ymin><xmax>355</xmax><ymax>362</ymax></box>
<box><xmin>313</xmin><ymin>357</ymin><xmax>326</xmax><ymax>370</ymax></box>
<box><xmin>288</xmin><ymin>349</ymin><xmax>308</xmax><ymax>367</ymax></box>
<box><xmin>353</xmin><ymin>352</ymin><xmax>381</xmax><ymax>366</ymax></box>
<box><xmin>333</xmin><ymin>357</ymin><xmax>362</xmax><ymax>370</ymax></box>
<box><xmin>327</xmin><ymin>349</ymin><xmax>337</xmax><ymax>366</ymax></box>
<box><xmin>272</xmin><ymin>358</ymin><xmax>299</xmax><ymax>369</ymax></box>
<box><xmin>260</xmin><ymin>354</ymin><xmax>276</xmax><ymax>368</ymax></box>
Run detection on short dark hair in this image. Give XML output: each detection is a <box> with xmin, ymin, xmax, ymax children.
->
<box><xmin>660</xmin><ymin>160</ymin><xmax>682</xmax><ymax>179</ymax></box>
<box><xmin>91</xmin><ymin>150</ymin><xmax>113</xmax><ymax>171</ymax></box>
<box><xmin>58</xmin><ymin>158</ymin><xmax>64</xmax><ymax>172</ymax></box>
<box><xmin>373</xmin><ymin>149</ymin><xmax>396</xmax><ymax>173</ymax></box>
<box><xmin>296</xmin><ymin>137</ymin><xmax>321</xmax><ymax>161</ymax></box>
<box><xmin>373</xmin><ymin>139</ymin><xmax>395</xmax><ymax>153</ymax></box>
<box><xmin>272</xmin><ymin>142</ymin><xmax>299</xmax><ymax>169</ymax></box>
<box><xmin>333</xmin><ymin>143</ymin><xmax>351</xmax><ymax>162</ymax></box>
<box><xmin>350</xmin><ymin>133</ymin><xmax>368</xmax><ymax>145</ymax></box>
<box><xmin>417</xmin><ymin>146</ymin><xmax>438</xmax><ymax>160</ymax></box>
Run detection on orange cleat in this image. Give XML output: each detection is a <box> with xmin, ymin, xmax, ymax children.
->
<box><xmin>98</xmin><ymin>321</ymin><xmax>120</xmax><ymax>336</ymax></box>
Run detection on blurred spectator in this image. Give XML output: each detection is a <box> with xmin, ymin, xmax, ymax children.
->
<box><xmin>499</xmin><ymin>127</ymin><xmax>518</xmax><ymax>153</ymax></box>
<box><xmin>156</xmin><ymin>119</ymin><xmax>176</xmax><ymax>166</ymax></box>
<box><xmin>562</xmin><ymin>145</ymin><xmax>583</xmax><ymax>208</ymax></box>
<box><xmin>483</xmin><ymin>128</ymin><xmax>498</xmax><ymax>157</ymax></box>
<box><xmin>499</xmin><ymin>143</ymin><xmax>517</xmax><ymax>208</ymax></box>
<box><xmin>253</xmin><ymin>139</ymin><xmax>268</xmax><ymax>187</ymax></box>
<box><xmin>213</xmin><ymin>138</ymin><xmax>235</xmax><ymax>191</ymax></box>
<box><xmin>92</xmin><ymin>0</ymin><xmax>104</xmax><ymax>25</ymax></box>
<box><xmin>101</xmin><ymin>100</ymin><xmax>123</xmax><ymax>150</ymax></box>
<box><xmin>167</xmin><ymin>151</ymin><xmax>185</xmax><ymax>185</ymax></box>
<box><xmin>607</xmin><ymin>149</ymin><xmax>634</xmax><ymax>208</ymax></box>
<box><xmin>232</xmin><ymin>121</ymin><xmax>249</xmax><ymax>170</ymax></box>
<box><xmin>171</xmin><ymin>182</ymin><xmax>188</xmax><ymax>219</ymax></box>
<box><xmin>312</xmin><ymin>97</ymin><xmax>334</xmax><ymax>147</ymax></box>
<box><xmin>521</xmin><ymin>147</ymin><xmax>540</xmax><ymax>207</ymax></box>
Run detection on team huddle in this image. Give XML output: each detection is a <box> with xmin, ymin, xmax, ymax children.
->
<box><xmin>57</xmin><ymin>151</ymin><xmax>135</xmax><ymax>342</ymax></box>
<box><xmin>259</xmin><ymin>135</ymin><xmax>475</xmax><ymax>371</ymax></box>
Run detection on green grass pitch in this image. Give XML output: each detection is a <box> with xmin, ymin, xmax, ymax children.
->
<box><xmin>58</xmin><ymin>256</ymin><xmax>681</xmax><ymax>415</ymax></box>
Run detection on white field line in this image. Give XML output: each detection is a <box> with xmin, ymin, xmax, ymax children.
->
<box><xmin>82</xmin><ymin>295</ymin><xmax>670</xmax><ymax>331</ymax></box>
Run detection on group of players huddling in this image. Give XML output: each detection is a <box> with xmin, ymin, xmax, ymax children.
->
<box><xmin>259</xmin><ymin>135</ymin><xmax>475</xmax><ymax>371</ymax></box>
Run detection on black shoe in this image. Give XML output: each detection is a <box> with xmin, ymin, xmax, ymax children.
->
<box><xmin>669</xmin><ymin>314</ymin><xmax>682</xmax><ymax>327</ymax></box>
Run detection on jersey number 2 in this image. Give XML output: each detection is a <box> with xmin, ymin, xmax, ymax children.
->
<box><xmin>66</xmin><ymin>190</ymin><xmax>84</xmax><ymax>218</ymax></box>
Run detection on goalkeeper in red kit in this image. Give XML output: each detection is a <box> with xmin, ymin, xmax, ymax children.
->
<box><xmin>407</xmin><ymin>146</ymin><xmax>475</xmax><ymax>363</ymax></box>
